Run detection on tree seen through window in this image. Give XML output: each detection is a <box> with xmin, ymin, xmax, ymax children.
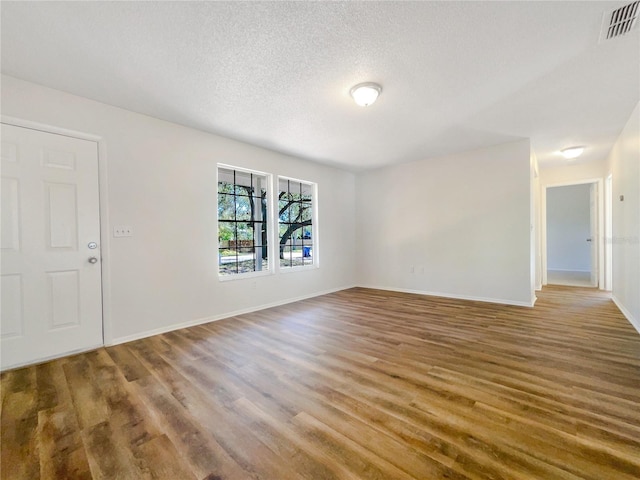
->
<box><xmin>218</xmin><ymin>167</ymin><xmax>268</xmax><ymax>276</ymax></box>
<box><xmin>278</xmin><ymin>178</ymin><xmax>315</xmax><ymax>268</ymax></box>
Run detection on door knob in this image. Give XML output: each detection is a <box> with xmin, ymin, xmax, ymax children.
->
<box><xmin>88</xmin><ymin>256</ymin><xmax>99</xmax><ymax>264</ymax></box>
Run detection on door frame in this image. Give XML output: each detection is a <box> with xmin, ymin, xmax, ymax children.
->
<box><xmin>541</xmin><ymin>178</ymin><xmax>604</xmax><ymax>289</ymax></box>
<box><xmin>1</xmin><ymin>115</ymin><xmax>113</xmax><ymax>352</ymax></box>
<box><xmin>604</xmin><ymin>174</ymin><xmax>613</xmax><ymax>291</ymax></box>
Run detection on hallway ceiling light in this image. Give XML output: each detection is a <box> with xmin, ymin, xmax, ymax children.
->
<box><xmin>350</xmin><ymin>82</ymin><xmax>382</xmax><ymax>107</ymax></box>
<box><xmin>560</xmin><ymin>146</ymin><xmax>585</xmax><ymax>159</ymax></box>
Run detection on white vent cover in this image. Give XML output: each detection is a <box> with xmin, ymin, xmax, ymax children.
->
<box><xmin>600</xmin><ymin>1</ymin><xmax>639</xmax><ymax>41</ymax></box>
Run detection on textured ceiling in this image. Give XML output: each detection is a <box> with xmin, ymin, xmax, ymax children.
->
<box><xmin>1</xmin><ymin>1</ymin><xmax>639</xmax><ymax>170</ymax></box>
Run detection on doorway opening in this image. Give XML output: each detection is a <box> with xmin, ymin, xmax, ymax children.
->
<box><xmin>542</xmin><ymin>179</ymin><xmax>603</xmax><ymax>288</ymax></box>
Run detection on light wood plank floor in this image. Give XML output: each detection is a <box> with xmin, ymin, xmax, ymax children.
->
<box><xmin>547</xmin><ymin>270</ymin><xmax>593</xmax><ymax>288</ymax></box>
<box><xmin>2</xmin><ymin>286</ymin><xmax>640</xmax><ymax>480</ymax></box>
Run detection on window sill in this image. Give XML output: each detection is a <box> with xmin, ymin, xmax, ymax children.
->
<box><xmin>218</xmin><ymin>269</ymin><xmax>273</xmax><ymax>282</ymax></box>
<box><xmin>278</xmin><ymin>263</ymin><xmax>319</xmax><ymax>274</ymax></box>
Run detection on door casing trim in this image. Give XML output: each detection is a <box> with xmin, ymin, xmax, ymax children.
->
<box><xmin>541</xmin><ymin>178</ymin><xmax>604</xmax><ymax>289</ymax></box>
<box><xmin>1</xmin><ymin>115</ymin><xmax>113</xmax><ymax>352</ymax></box>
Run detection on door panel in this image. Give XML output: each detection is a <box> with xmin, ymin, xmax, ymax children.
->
<box><xmin>1</xmin><ymin>177</ymin><xmax>20</xmax><ymax>250</ymax></box>
<box><xmin>589</xmin><ymin>183</ymin><xmax>598</xmax><ymax>287</ymax></box>
<box><xmin>0</xmin><ymin>274</ymin><xmax>22</xmax><ymax>338</ymax></box>
<box><xmin>1</xmin><ymin>123</ymin><xmax>103</xmax><ymax>370</ymax></box>
<box><xmin>47</xmin><ymin>270</ymin><xmax>80</xmax><ymax>329</ymax></box>
<box><xmin>46</xmin><ymin>182</ymin><xmax>78</xmax><ymax>249</ymax></box>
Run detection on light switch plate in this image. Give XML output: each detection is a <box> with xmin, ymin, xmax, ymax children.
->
<box><xmin>113</xmin><ymin>226</ymin><xmax>133</xmax><ymax>237</ymax></box>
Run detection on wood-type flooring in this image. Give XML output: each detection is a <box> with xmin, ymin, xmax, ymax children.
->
<box><xmin>2</xmin><ymin>286</ymin><xmax>639</xmax><ymax>479</ymax></box>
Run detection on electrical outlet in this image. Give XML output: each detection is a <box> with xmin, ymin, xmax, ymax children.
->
<box><xmin>113</xmin><ymin>225</ymin><xmax>133</xmax><ymax>237</ymax></box>
<box><xmin>410</xmin><ymin>265</ymin><xmax>415</xmax><ymax>274</ymax></box>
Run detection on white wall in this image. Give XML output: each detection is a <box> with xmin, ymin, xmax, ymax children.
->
<box><xmin>356</xmin><ymin>139</ymin><xmax>534</xmax><ymax>306</ymax></box>
<box><xmin>1</xmin><ymin>75</ymin><xmax>357</xmax><ymax>343</ymax></box>
<box><xmin>608</xmin><ymin>102</ymin><xmax>640</xmax><ymax>333</ymax></box>
<box><xmin>540</xmin><ymin>160</ymin><xmax>609</xmax><ymax>186</ymax></box>
<box><xmin>531</xmin><ymin>150</ymin><xmax>542</xmax><ymax>290</ymax></box>
<box><xmin>546</xmin><ymin>184</ymin><xmax>591</xmax><ymax>271</ymax></box>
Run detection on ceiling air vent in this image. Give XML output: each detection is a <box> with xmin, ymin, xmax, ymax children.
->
<box><xmin>600</xmin><ymin>1</ymin><xmax>639</xmax><ymax>41</ymax></box>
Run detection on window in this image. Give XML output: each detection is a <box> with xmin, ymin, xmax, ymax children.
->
<box><xmin>278</xmin><ymin>177</ymin><xmax>316</xmax><ymax>268</ymax></box>
<box><xmin>218</xmin><ymin>166</ymin><xmax>269</xmax><ymax>277</ymax></box>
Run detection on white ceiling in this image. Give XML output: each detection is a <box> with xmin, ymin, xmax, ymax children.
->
<box><xmin>1</xmin><ymin>1</ymin><xmax>638</xmax><ymax>171</ymax></box>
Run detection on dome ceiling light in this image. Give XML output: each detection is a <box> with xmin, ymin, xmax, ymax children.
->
<box><xmin>560</xmin><ymin>146</ymin><xmax>585</xmax><ymax>159</ymax></box>
<box><xmin>350</xmin><ymin>82</ymin><xmax>382</xmax><ymax>107</ymax></box>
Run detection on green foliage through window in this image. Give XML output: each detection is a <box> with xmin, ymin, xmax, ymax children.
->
<box><xmin>278</xmin><ymin>178</ymin><xmax>315</xmax><ymax>268</ymax></box>
<box><xmin>218</xmin><ymin>167</ymin><xmax>269</xmax><ymax>276</ymax></box>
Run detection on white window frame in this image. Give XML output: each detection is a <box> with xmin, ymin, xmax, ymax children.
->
<box><xmin>217</xmin><ymin>163</ymin><xmax>275</xmax><ymax>281</ymax></box>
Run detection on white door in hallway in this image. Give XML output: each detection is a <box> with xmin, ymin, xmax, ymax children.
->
<box><xmin>589</xmin><ymin>183</ymin><xmax>598</xmax><ymax>287</ymax></box>
<box><xmin>1</xmin><ymin>123</ymin><xmax>103</xmax><ymax>369</ymax></box>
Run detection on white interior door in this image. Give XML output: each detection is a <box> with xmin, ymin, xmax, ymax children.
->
<box><xmin>589</xmin><ymin>183</ymin><xmax>598</xmax><ymax>287</ymax></box>
<box><xmin>1</xmin><ymin>123</ymin><xmax>103</xmax><ymax>370</ymax></box>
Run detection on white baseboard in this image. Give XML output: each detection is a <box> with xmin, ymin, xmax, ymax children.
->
<box><xmin>612</xmin><ymin>295</ymin><xmax>640</xmax><ymax>335</ymax></box>
<box><xmin>357</xmin><ymin>284</ymin><xmax>535</xmax><ymax>307</ymax></box>
<box><xmin>109</xmin><ymin>285</ymin><xmax>357</xmax><ymax>346</ymax></box>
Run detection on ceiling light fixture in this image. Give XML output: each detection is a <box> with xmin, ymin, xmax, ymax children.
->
<box><xmin>350</xmin><ymin>82</ymin><xmax>382</xmax><ymax>107</ymax></box>
<box><xmin>560</xmin><ymin>146</ymin><xmax>585</xmax><ymax>159</ymax></box>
